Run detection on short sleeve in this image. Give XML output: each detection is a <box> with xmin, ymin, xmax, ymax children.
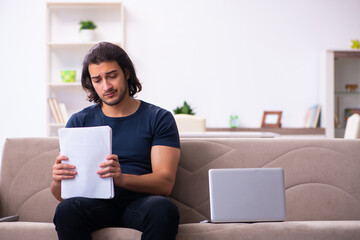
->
<box><xmin>65</xmin><ymin>114</ymin><xmax>83</xmax><ymax>128</ymax></box>
<box><xmin>152</xmin><ymin>111</ymin><xmax>180</xmax><ymax>149</ymax></box>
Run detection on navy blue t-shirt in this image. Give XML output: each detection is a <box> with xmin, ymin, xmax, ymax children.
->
<box><xmin>66</xmin><ymin>100</ymin><xmax>180</xmax><ymax>176</ymax></box>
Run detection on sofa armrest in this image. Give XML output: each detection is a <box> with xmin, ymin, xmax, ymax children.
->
<box><xmin>0</xmin><ymin>215</ymin><xmax>19</xmax><ymax>222</ymax></box>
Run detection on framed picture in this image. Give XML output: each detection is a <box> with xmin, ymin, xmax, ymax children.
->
<box><xmin>261</xmin><ymin>111</ymin><xmax>282</xmax><ymax>128</ymax></box>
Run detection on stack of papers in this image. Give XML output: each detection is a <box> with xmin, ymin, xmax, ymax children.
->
<box><xmin>58</xmin><ymin>126</ymin><xmax>114</xmax><ymax>199</ymax></box>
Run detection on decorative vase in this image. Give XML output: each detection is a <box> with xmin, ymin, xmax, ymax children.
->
<box><xmin>61</xmin><ymin>70</ymin><xmax>76</xmax><ymax>83</ymax></box>
<box><xmin>79</xmin><ymin>29</ymin><xmax>95</xmax><ymax>42</ymax></box>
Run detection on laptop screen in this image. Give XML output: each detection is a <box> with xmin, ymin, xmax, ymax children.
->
<box><xmin>208</xmin><ymin>168</ymin><xmax>286</xmax><ymax>223</ymax></box>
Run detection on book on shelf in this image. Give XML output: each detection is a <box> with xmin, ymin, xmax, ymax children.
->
<box><xmin>48</xmin><ymin>98</ymin><xmax>69</xmax><ymax>124</ymax></box>
<box><xmin>59</xmin><ymin>102</ymin><xmax>69</xmax><ymax>123</ymax></box>
<box><xmin>304</xmin><ymin>104</ymin><xmax>321</xmax><ymax>128</ymax></box>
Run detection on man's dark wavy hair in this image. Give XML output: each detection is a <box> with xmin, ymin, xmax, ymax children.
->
<box><xmin>81</xmin><ymin>42</ymin><xmax>142</xmax><ymax>103</ymax></box>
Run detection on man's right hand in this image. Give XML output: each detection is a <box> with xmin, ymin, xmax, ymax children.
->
<box><xmin>51</xmin><ymin>153</ymin><xmax>77</xmax><ymax>201</ymax></box>
<box><xmin>52</xmin><ymin>153</ymin><xmax>77</xmax><ymax>184</ymax></box>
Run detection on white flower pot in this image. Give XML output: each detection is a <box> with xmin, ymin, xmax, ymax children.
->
<box><xmin>79</xmin><ymin>29</ymin><xmax>95</xmax><ymax>42</ymax></box>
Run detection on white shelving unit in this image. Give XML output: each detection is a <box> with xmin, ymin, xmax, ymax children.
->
<box><xmin>46</xmin><ymin>2</ymin><xmax>124</xmax><ymax>136</ymax></box>
<box><xmin>325</xmin><ymin>50</ymin><xmax>360</xmax><ymax>138</ymax></box>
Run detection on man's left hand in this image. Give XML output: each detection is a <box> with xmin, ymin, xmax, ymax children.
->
<box><xmin>97</xmin><ymin>154</ymin><xmax>122</xmax><ymax>186</ymax></box>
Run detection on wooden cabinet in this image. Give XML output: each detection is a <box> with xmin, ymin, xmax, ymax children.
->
<box><xmin>46</xmin><ymin>2</ymin><xmax>124</xmax><ymax>136</ymax></box>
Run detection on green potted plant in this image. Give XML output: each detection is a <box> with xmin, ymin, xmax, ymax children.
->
<box><xmin>173</xmin><ymin>101</ymin><xmax>207</xmax><ymax>132</ymax></box>
<box><xmin>173</xmin><ymin>101</ymin><xmax>195</xmax><ymax>115</ymax></box>
<box><xmin>79</xmin><ymin>20</ymin><xmax>97</xmax><ymax>42</ymax></box>
<box><xmin>351</xmin><ymin>39</ymin><xmax>360</xmax><ymax>49</ymax></box>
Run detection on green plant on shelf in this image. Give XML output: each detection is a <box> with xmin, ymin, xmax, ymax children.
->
<box><xmin>229</xmin><ymin>115</ymin><xmax>239</xmax><ymax>128</ymax></box>
<box><xmin>173</xmin><ymin>101</ymin><xmax>195</xmax><ymax>115</ymax></box>
<box><xmin>351</xmin><ymin>39</ymin><xmax>360</xmax><ymax>49</ymax></box>
<box><xmin>79</xmin><ymin>20</ymin><xmax>97</xmax><ymax>31</ymax></box>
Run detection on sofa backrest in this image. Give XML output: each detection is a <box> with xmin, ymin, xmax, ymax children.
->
<box><xmin>170</xmin><ymin>138</ymin><xmax>360</xmax><ymax>224</ymax></box>
<box><xmin>1</xmin><ymin>138</ymin><xmax>360</xmax><ymax>224</ymax></box>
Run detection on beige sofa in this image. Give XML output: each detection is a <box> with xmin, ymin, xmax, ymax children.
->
<box><xmin>1</xmin><ymin>137</ymin><xmax>360</xmax><ymax>240</ymax></box>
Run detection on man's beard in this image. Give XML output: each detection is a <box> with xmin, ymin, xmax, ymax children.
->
<box><xmin>101</xmin><ymin>88</ymin><xmax>127</xmax><ymax>106</ymax></box>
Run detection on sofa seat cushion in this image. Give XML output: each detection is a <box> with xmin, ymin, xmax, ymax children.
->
<box><xmin>0</xmin><ymin>222</ymin><xmax>57</xmax><ymax>240</ymax></box>
<box><xmin>176</xmin><ymin>221</ymin><xmax>360</xmax><ymax>240</ymax></box>
<box><xmin>1</xmin><ymin>220</ymin><xmax>360</xmax><ymax>240</ymax></box>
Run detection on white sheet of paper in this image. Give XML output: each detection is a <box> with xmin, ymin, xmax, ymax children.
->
<box><xmin>58</xmin><ymin>126</ymin><xmax>114</xmax><ymax>199</ymax></box>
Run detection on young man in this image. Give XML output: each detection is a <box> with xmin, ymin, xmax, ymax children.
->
<box><xmin>51</xmin><ymin>42</ymin><xmax>181</xmax><ymax>240</ymax></box>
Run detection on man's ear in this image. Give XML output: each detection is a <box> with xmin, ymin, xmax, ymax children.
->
<box><xmin>124</xmin><ymin>69</ymin><xmax>130</xmax><ymax>80</ymax></box>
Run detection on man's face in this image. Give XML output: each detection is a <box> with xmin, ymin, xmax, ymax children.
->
<box><xmin>88</xmin><ymin>60</ymin><xmax>129</xmax><ymax>106</ymax></box>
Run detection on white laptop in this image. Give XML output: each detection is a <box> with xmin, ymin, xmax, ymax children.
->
<box><xmin>208</xmin><ymin>168</ymin><xmax>286</xmax><ymax>223</ymax></box>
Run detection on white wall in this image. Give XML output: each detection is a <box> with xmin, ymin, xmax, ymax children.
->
<box><xmin>1</xmin><ymin>0</ymin><xmax>360</xmax><ymax>157</ymax></box>
<box><xmin>126</xmin><ymin>0</ymin><xmax>360</xmax><ymax>128</ymax></box>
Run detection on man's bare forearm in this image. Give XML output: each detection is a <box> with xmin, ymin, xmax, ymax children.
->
<box><xmin>116</xmin><ymin>172</ymin><xmax>175</xmax><ymax>196</ymax></box>
<box><xmin>51</xmin><ymin>181</ymin><xmax>63</xmax><ymax>202</ymax></box>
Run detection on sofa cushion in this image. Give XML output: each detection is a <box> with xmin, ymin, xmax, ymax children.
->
<box><xmin>0</xmin><ymin>222</ymin><xmax>143</xmax><ymax>240</ymax></box>
<box><xmin>0</xmin><ymin>222</ymin><xmax>57</xmax><ymax>240</ymax></box>
<box><xmin>176</xmin><ymin>221</ymin><xmax>360</xmax><ymax>240</ymax></box>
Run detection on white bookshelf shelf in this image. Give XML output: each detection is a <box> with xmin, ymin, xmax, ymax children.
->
<box><xmin>47</xmin><ymin>2</ymin><xmax>122</xmax><ymax>8</ymax></box>
<box><xmin>49</xmin><ymin>82</ymin><xmax>82</xmax><ymax>87</ymax></box>
<box><xmin>49</xmin><ymin>123</ymin><xmax>66</xmax><ymax>128</ymax></box>
<box><xmin>48</xmin><ymin>41</ymin><xmax>123</xmax><ymax>47</ymax></box>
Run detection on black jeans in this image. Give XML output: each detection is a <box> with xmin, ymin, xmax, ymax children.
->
<box><xmin>53</xmin><ymin>192</ymin><xmax>179</xmax><ymax>240</ymax></box>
